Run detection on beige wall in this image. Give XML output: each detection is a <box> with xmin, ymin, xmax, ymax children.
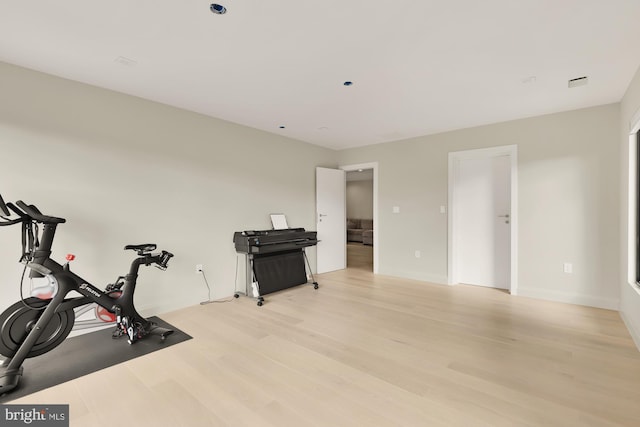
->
<box><xmin>0</xmin><ymin>58</ymin><xmax>632</xmax><ymax>344</ymax></box>
<box><xmin>346</xmin><ymin>179</ymin><xmax>374</xmax><ymax>220</ymax></box>
<box><xmin>0</xmin><ymin>62</ymin><xmax>337</xmax><ymax>314</ymax></box>
<box><xmin>337</xmin><ymin>104</ymin><xmax>621</xmax><ymax>308</ymax></box>
<box><xmin>620</xmin><ymin>64</ymin><xmax>640</xmax><ymax>348</ymax></box>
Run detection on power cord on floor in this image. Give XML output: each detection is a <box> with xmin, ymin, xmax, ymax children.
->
<box><xmin>199</xmin><ymin>268</ymin><xmax>235</xmax><ymax>305</ymax></box>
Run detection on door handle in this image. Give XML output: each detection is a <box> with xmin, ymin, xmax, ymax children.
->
<box><xmin>497</xmin><ymin>214</ymin><xmax>510</xmax><ymax>218</ymax></box>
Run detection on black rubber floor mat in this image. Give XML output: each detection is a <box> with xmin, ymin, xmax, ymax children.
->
<box><xmin>0</xmin><ymin>316</ymin><xmax>191</xmax><ymax>402</ymax></box>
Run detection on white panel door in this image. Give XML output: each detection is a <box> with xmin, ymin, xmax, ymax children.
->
<box><xmin>316</xmin><ymin>167</ymin><xmax>346</xmax><ymax>273</ymax></box>
<box><xmin>455</xmin><ymin>154</ymin><xmax>511</xmax><ymax>289</ymax></box>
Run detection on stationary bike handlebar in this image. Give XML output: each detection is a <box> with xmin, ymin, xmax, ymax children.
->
<box><xmin>0</xmin><ymin>197</ymin><xmax>65</xmax><ymax>226</ymax></box>
<box><xmin>0</xmin><ymin>194</ymin><xmax>173</xmax><ymax>268</ymax></box>
<box><xmin>15</xmin><ymin>200</ymin><xmax>66</xmax><ymax>224</ymax></box>
<box><xmin>0</xmin><ymin>193</ymin><xmax>10</xmax><ymax>217</ymax></box>
<box><xmin>0</xmin><ymin>198</ymin><xmax>25</xmax><ymax>227</ymax></box>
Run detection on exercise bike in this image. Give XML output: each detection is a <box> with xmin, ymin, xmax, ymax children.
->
<box><xmin>0</xmin><ymin>194</ymin><xmax>174</xmax><ymax>395</ymax></box>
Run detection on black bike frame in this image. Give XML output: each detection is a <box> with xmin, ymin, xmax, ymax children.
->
<box><xmin>5</xmin><ymin>221</ymin><xmax>162</xmax><ymax>372</ymax></box>
<box><xmin>1</xmin><ymin>196</ymin><xmax>174</xmax><ymax>396</ymax></box>
<box><xmin>31</xmin><ymin>222</ymin><xmax>148</xmax><ymax>311</ymax></box>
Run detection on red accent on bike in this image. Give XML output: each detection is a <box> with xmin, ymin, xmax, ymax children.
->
<box><xmin>66</xmin><ymin>254</ymin><xmax>76</xmax><ymax>261</ymax></box>
<box><xmin>95</xmin><ymin>290</ymin><xmax>121</xmax><ymax>322</ymax></box>
<box><xmin>35</xmin><ymin>292</ymin><xmax>53</xmax><ymax>300</ymax></box>
<box><xmin>96</xmin><ymin>306</ymin><xmax>117</xmax><ymax>323</ymax></box>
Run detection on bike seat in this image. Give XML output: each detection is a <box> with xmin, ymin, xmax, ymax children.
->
<box><xmin>124</xmin><ymin>244</ymin><xmax>157</xmax><ymax>254</ymax></box>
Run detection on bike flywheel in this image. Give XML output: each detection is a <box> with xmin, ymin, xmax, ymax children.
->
<box><xmin>0</xmin><ymin>298</ymin><xmax>75</xmax><ymax>358</ymax></box>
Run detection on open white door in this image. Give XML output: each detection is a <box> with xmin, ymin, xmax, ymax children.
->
<box><xmin>316</xmin><ymin>167</ymin><xmax>346</xmax><ymax>273</ymax></box>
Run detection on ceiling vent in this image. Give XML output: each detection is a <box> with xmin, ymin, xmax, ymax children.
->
<box><xmin>568</xmin><ymin>76</ymin><xmax>588</xmax><ymax>88</ymax></box>
<box><xmin>114</xmin><ymin>56</ymin><xmax>137</xmax><ymax>67</ymax></box>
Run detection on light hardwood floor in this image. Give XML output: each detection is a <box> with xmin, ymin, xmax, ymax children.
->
<box><xmin>8</xmin><ymin>266</ymin><xmax>640</xmax><ymax>426</ymax></box>
<box><xmin>347</xmin><ymin>242</ymin><xmax>373</xmax><ymax>271</ymax></box>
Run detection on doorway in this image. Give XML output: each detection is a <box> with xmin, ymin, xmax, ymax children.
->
<box><xmin>341</xmin><ymin>162</ymin><xmax>378</xmax><ymax>274</ymax></box>
<box><xmin>316</xmin><ymin>163</ymin><xmax>379</xmax><ymax>274</ymax></box>
<box><xmin>346</xmin><ymin>169</ymin><xmax>374</xmax><ymax>271</ymax></box>
<box><xmin>448</xmin><ymin>145</ymin><xmax>518</xmax><ymax>294</ymax></box>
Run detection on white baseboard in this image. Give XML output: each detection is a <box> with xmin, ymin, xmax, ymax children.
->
<box><xmin>420</xmin><ymin>275</ymin><xmax>448</xmax><ymax>285</ymax></box>
<box><xmin>517</xmin><ymin>287</ymin><xmax>619</xmax><ymax>310</ymax></box>
<box><xmin>379</xmin><ymin>269</ymin><xmax>448</xmax><ymax>286</ymax></box>
<box><xmin>620</xmin><ymin>310</ymin><xmax>640</xmax><ymax>352</ymax></box>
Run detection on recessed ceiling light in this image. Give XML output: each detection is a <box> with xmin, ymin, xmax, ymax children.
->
<box><xmin>318</xmin><ymin>126</ymin><xmax>329</xmax><ymax>131</ymax></box>
<box><xmin>343</xmin><ymin>81</ymin><xmax>353</xmax><ymax>86</ymax></box>
<box><xmin>358</xmin><ymin>169</ymin><xmax>364</xmax><ymax>172</ymax></box>
<box><xmin>210</xmin><ymin>3</ymin><xmax>227</xmax><ymax>14</ymax></box>
<box><xmin>279</xmin><ymin>125</ymin><xmax>286</xmax><ymax>129</ymax></box>
<box><xmin>568</xmin><ymin>76</ymin><xmax>588</xmax><ymax>88</ymax></box>
<box><xmin>521</xmin><ymin>76</ymin><xmax>536</xmax><ymax>84</ymax></box>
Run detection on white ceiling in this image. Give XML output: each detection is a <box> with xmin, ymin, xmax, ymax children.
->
<box><xmin>1</xmin><ymin>1</ymin><xmax>639</xmax><ymax>150</ymax></box>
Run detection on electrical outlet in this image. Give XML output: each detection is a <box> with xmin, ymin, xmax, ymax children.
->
<box><xmin>196</xmin><ymin>264</ymin><xmax>203</xmax><ymax>273</ymax></box>
<box><xmin>563</xmin><ymin>263</ymin><xmax>573</xmax><ymax>274</ymax></box>
<box><xmin>415</xmin><ymin>250</ymin><xmax>421</xmax><ymax>258</ymax></box>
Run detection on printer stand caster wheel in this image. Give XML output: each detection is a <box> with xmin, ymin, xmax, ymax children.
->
<box><xmin>257</xmin><ymin>298</ymin><xmax>264</xmax><ymax>307</ymax></box>
<box><xmin>313</xmin><ymin>282</ymin><xmax>319</xmax><ymax>289</ymax></box>
<box><xmin>234</xmin><ymin>293</ymin><xmax>239</xmax><ymax>298</ymax></box>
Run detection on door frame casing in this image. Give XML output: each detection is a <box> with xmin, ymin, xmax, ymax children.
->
<box><xmin>340</xmin><ymin>162</ymin><xmax>379</xmax><ymax>274</ymax></box>
<box><xmin>448</xmin><ymin>145</ymin><xmax>518</xmax><ymax>294</ymax></box>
